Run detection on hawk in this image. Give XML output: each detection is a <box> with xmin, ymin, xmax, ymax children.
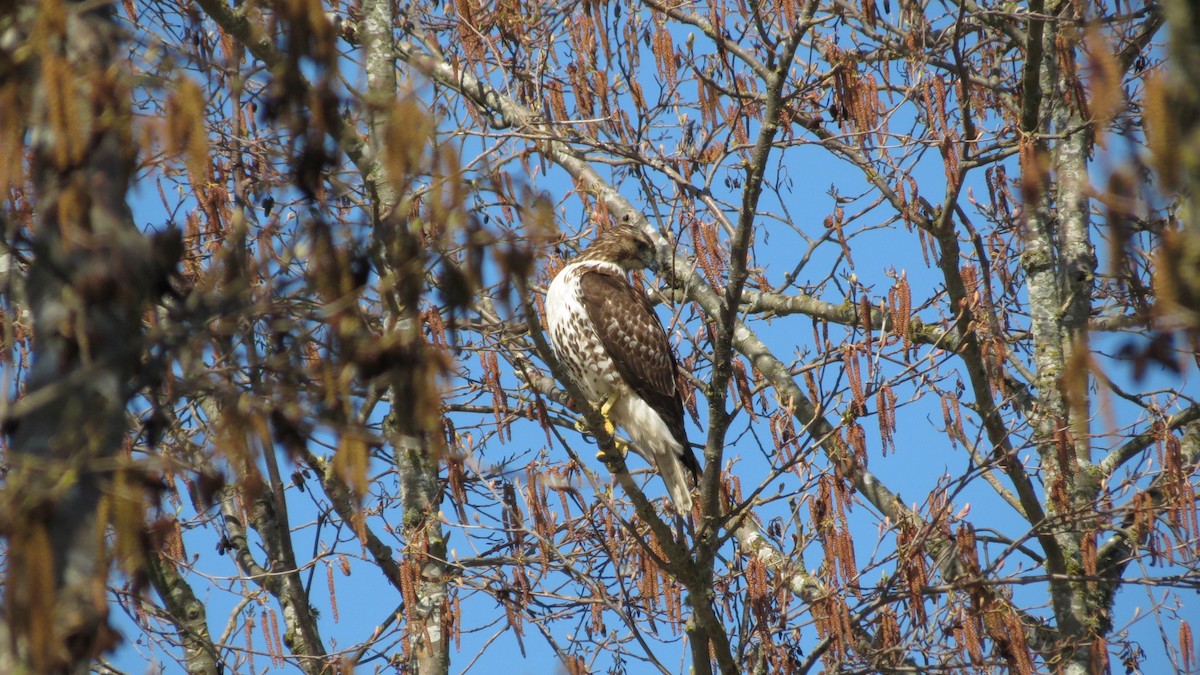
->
<box><xmin>545</xmin><ymin>225</ymin><xmax>702</xmax><ymax>514</ymax></box>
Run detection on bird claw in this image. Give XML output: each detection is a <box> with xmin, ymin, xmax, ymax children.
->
<box><xmin>575</xmin><ymin>416</ymin><xmax>618</xmax><ymax>438</ymax></box>
<box><xmin>595</xmin><ymin>440</ymin><xmax>628</xmax><ymax>463</ymax></box>
<box><xmin>577</xmin><ymin>394</ymin><xmax>619</xmax><ymax>439</ymax></box>
<box><xmin>599</xmin><ymin>394</ymin><xmax>618</xmax><ymax>435</ymax></box>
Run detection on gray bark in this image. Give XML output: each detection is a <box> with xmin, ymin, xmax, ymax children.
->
<box><xmin>1021</xmin><ymin>7</ymin><xmax>1102</xmax><ymax>672</ymax></box>
<box><xmin>363</xmin><ymin>1</ymin><xmax>451</xmax><ymax>671</ymax></box>
<box><xmin>144</xmin><ymin>552</ymin><xmax>221</xmax><ymax>675</ymax></box>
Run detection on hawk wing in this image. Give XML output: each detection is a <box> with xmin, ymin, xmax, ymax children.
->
<box><xmin>577</xmin><ymin>268</ymin><xmax>701</xmax><ymax>481</ymax></box>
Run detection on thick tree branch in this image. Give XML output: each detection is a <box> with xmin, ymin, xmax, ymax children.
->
<box><xmin>144</xmin><ymin>552</ymin><xmax>221</xmax><ymax>675</ymax></box>
<box><xmin>1098</xmin><ymin>405</ymin><xmax>1200</xmax><ymax>476</ymax></box>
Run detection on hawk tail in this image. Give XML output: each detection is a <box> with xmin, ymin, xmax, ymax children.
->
<box><xmin>680</xmin><ymin>446</ymin><xmax>702</xmax><ymax>486</ymax></box>
<box><xmin>658</xmin><ymin>447</ymin><xmax>698</xmax><ymax>516</ymax></box>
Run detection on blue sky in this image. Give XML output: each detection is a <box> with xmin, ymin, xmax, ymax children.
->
<box><xmin>91</xmin><ymin>1</ymin><xmax>1200</xmax><ymax>673</ymax></box>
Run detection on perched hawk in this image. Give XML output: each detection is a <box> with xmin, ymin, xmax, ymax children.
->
<box><xmin>545</xmin><ymin>225</ymin><xmax>702</xmax><ymax>514</ymax></box>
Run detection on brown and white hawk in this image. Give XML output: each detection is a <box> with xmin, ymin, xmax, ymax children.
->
<box><xmin>545</xmin><ymin>225</ymin><xmax>702</xmax><ymax>514</ymax></box>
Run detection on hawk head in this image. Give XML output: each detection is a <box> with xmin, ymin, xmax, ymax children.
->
<box><xmin>577</xmin><ymin>225</ymin><xmax>658</xmax><ymax>272</ymax></box>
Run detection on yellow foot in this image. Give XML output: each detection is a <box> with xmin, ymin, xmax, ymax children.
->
<box><xmin>599</xmin><ymin>393</ymin><xmax>619</xmax><ymax>436</ymax></box>
<box><xmin>575</xmin><ymin>416</ymin><xmax>618</xmax><ymax>439</ymax></box>
<box><xmin>595</xmin><ymin>440</ymin><xmax>628</xmax><ymax>463</ymax></box>
<box><xmin>574</xmin><ymin>415</ymin><xmax>617</xmax><ymax>437</ymax></box>
<box><xmin>576</xmin><ymin>393</ymin><xmax>620</xmax><ymax>438</ymax></box>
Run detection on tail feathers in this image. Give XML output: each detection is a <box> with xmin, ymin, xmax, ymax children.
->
<box><xmin>655</xmin><ymin>447</ymin><xmax>696</xmax><ymax>516</ymax></box>
<box><xmin>680</xmin><ymin>446</ymin><xmax>702</xmax><ymax>486</ymax></box>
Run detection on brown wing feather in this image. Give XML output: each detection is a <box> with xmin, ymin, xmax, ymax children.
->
<box><xmin>578</xmin><ymin>268</ymin><xmax>701</xmax><ymax>481</ymax></box>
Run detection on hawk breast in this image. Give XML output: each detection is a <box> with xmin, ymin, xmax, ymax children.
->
<box><xmin>545</xmin><ymin>262</ymin><xmax>625</xmax><ymax>405</ymax></box>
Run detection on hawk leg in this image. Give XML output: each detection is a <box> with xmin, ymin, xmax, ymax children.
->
<box><xmin>596</xmin><ymin>393</ymin><xmax>628</xmax><ymax>461</ymax></box>
<box><xmin>598</xmin><ymin>392</ymin><xmax>619</xmax><ymax>435</ymax></box>
<box><xmin>574</xmin><ymin>393</ymin><xmax>628</xmax><ymax>462</ymax></box>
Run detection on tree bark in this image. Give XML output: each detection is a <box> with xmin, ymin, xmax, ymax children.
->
<box><xmin>144</xmin><ymin>552</ymin><xmax>221</xmax><ymax>675</ymax></box>
<box><xmin>362</xmin><ymin>1</ymin><xmax>451</xmax><ymax>672</ymax></box>
<box><xmin>1021</xmin><ymin>7</ymin><xmax>1102</xmax><ymax>671</ymax></box>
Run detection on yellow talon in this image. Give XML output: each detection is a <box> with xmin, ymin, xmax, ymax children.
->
<box><xmin>599</xmin><ymin>393</ymin><xmax>617</xmax><ymax>416</ymax></box>
<box><xmin>575</xmin><ymin>416</ymin><xmax>616</xmax><ymax>439</ymax></box>
<box><xmin>578</xmin><ymin>393</ymin><xmax>625</xmax><ymax>462</ymax></box>
<box><xmin>576</xmin><ymin>393</ymin><xmax>620</xmax><ymax>438</ymax></box>
<box><xmin>599</xmin><ymin>393</ymin><xmax>619</xmax><ymax>436</ymax></box>
<box><xmin>595</xmin><ymin>439</ymin><xmax>628</xmax><ymax>463</ymax></box>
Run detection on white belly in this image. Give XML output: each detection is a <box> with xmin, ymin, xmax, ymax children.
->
<box><xmin>545</xmin><ymin>264</ymin><xmax>624</xmax><ymax>405</ymax></box>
